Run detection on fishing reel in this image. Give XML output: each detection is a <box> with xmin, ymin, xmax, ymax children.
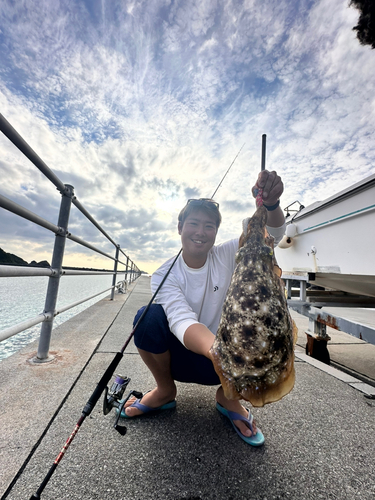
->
<box><xmin>103</xmin><ymin>374</ymin><xmax>143</xmax><ymax>436</ymax></box>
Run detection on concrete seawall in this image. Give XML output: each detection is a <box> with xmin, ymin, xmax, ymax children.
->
<box><xmin>1</xmin><ymin>276</ymin><xmax>374</xmax><ymax>500</ymax></box>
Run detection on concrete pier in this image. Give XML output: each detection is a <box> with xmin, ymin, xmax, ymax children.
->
<box><xmin>1</xmin><ymin>276</ymin><xmax>374</xmax><ymax>500</ymax></box>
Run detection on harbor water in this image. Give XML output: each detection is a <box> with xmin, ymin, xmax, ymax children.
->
<box><xmin>0</xmin><ymin>273</ymin><xmax>120</xmax><ymax>361</ymax></box>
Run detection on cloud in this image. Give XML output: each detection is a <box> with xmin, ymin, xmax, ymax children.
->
<box><xmin>0</xmin><ymin>0</ymin><xmax>375</xmax><ymax>273</ymax></box>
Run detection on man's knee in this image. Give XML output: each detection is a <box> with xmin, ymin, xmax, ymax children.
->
<box><xmin>133</xmin><ymin>304</ymin><xmax>170</xmax><ymax>354</ymax></box>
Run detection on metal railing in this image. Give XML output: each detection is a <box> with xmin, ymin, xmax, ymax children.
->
<box><xmin>0</xmin><ymin>114</ymin><xmax>141</xmax><ymax>362</ymax></box>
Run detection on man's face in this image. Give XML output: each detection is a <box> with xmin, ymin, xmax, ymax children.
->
<box><xmin>178</xmin><ymin>209</ymin><xmax>218</xmax><ymax>267</ymax></box>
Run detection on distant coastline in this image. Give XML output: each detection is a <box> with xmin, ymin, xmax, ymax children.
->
<box><xmin>0</xmin><ymin>248</ymin><xmax>146</xmax><ymax>273</ymax></box>
<box><xmin>0</xmin><ymin>247</ymin><xmax>50</xmax><ymax>268</ymax></box>
<box><xmin>0</xmin><ymin>248</ymin><xmax>112</xmax><ymax>272</ymax></box>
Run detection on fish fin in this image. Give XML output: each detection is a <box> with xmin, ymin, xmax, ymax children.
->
<box><xmin>273</xmin><ymin>264</ymin><xmax>282</xmax><ymax>277</ymax></box>
<box><xmin>240</xmin><ymin>363</ymin><xmax>296</xmax><ymax>407</ymax></box>
<box><xmin>292</xmin><ymin>319</ymin><xmax>298</xmax><ymax>346</ymax></box>
<box><xmin>209</xmin><ymin>347</ymin><xmax>242</xmax><ymax>400</ymax></box>
<box><xmin>239</xmin><ymin>232</ymin><xmax>246</xmax><ymax>249</ymax></box>
<box><xmin>265</xmin><ymin>232</ymin><xmax>275</xmax><ymax>249</ymax></box>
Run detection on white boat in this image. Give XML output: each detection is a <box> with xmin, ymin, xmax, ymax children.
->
<box><xmin>275</xmin><ymin>173</ymin><xmax>375</xmax><ymax>298</ymax></box>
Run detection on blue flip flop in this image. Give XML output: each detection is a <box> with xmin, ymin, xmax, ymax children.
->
<box><xmin>118</xmin><ymin>395</ymin><xmax>176</xmax><ymax>419</ymax></box>
<box><xmin>216</xmin><ymin>402</ymin><xmax>265</xmax><ymax>447</ymax></box>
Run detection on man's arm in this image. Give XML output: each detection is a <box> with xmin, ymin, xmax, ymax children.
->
<box><xmin>184</xmin><ymin>323</ymin><xmax>215</xmax><ymax>357</ymax></box>
<box><xmin>265</xmin><ymin>204</ymin><xmax>285</xmax><ymax>227</ymax></box>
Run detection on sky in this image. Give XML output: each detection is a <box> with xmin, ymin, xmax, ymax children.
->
<box><xmin>0</xmin><ymin>0</ymin><xmax>374</xmax><ymax>274</ymax></box>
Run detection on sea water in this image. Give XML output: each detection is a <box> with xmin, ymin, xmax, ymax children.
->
<box><xmin>0</xmin><ymin>274</ymin><xmax>121</xmax><ymax>361</ymax></box>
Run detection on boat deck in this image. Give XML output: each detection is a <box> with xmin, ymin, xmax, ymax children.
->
<box><xmin>1</xmin><ymin>276</ymin><xmax>375</xmax><ymax>500</ymax></box>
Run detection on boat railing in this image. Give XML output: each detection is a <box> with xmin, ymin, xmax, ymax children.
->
<box><xmin>0</xmin><ymin>114</ymin><xmax>141</xmax><ymax>362</ymax></box>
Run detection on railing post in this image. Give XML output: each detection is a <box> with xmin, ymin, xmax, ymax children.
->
<box><xmin>125</xmin><ymin>255</ymin><xmax>129</xmax><ymax>284</ymax></box>
<box><xmin>35</xmin><ymin>184</ymin><xmax>74</xmax><ymax>362</ymax></box>
<box><xmin>110</xmin><ymin>245</ymin><xmax>120</xmax><ymax>300</ymax></box>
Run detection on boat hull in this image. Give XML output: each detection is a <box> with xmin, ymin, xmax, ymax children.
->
<box><xmin>275</xmin><ymin>174</ymin><xmax>375</xmax><ymax>298</ymax></box>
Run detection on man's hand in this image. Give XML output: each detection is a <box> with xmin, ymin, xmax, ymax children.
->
<box><xmin>252</xmin><ymin>170</ymin><xmax>284</xmax><ymax>206</ymax></box>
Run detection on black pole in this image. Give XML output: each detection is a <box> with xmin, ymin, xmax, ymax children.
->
<box><xmin>261</xmin><ymin>134</ymin><xmax>266</xmax><ymax>171</ymax></box>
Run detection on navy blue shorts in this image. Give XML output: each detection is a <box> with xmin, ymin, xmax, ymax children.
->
<box><xmin>133</xmin><ymin>304</ymin><xmax>220</xmax><ymax>386</ymax></box>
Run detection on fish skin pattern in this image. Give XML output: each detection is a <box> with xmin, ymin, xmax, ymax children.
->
<box><xmin>210</xmin><ymin>205</ymin><xmax>298</xmax><ymax>407</ymax></box>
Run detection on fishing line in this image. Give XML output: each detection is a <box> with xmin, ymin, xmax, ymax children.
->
<box><xmin>27</xmin><ymin>144</ymin><xmax>245</xmax><ymax>499</ymax></box>
<box><xmin>210</xmin><ymin>143</ymin><xmax>245</xmax><ymax>199</ymax></box>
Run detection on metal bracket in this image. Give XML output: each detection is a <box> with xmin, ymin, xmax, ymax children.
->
<box><xmin>56</xmin><ymin>226</ymin><xmax>68</xmax><ymax>236</ymax></box>
<box><xmin>306</xmin><ymin>317</ymin><xmax>331</xmax><ymax>341</ymax></box>
<box><xmin>288</xmin><ymin>300</ymin><xmax>375</xmax><ymax>345</ymax></box>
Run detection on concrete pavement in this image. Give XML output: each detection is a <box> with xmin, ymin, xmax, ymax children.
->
<box><xmin>1</xmin><ymin>276</ymin><xmax>375</xmax><ymax>500</ymax></box>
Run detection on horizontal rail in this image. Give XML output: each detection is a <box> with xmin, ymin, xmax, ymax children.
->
<box><xmin>63</xmin><ymin>269</ymin><xmax>134</xmax><ymax>276</ymax></box>
<box><xmin>0</xmin><ymin>193</ymin><xmax>60</xmax><ymax>233</ymax></box>
<box><xmin>0</xmin><ymin>265</ymin><xmax>58</xmax><ymax>277</ymax></box>
<box><xmin>72</xmin><ymin>197</ymin><xmax>117</xmax><ymax>248</ymax></box>
<box><xmin>0</xmin><ymin>265</ymin><xmax>128</xmax><ymax>278</ymax></box>
<box><xmin>0</xmin><ymin>265</ymin><xmax>139</xmax><ymax>278</ymax></box>
<box><xmin>0</xmin><ymin>193</ymin><xmax>128</xmax><ymax>264</ymax></box>
<box><xmin>67</xmin><ymin>233</ymin><xmax>116</xmax><ymax>261</ymax></box>
<box><xmin>288</xmin><ymin>301</ymin><xmax>375</xmax><ymax>345</ymax></box>
<box><xmin>67</xmin><ymin>234</ymin><xmax>126</xmax><ymax>266</ymax></box>
<box><xmin>119</xmin><ymin>247</ymin><xmax>131</xmax><ymax>260</ymax></box>
<box><xmin>62</xmin><ymin>269</ymin><xmax>139</xmax><ymax>276</ymax></box>
<box><xmin>63</xmin><ymin>269</ymin><xmax>116</xmax><ymax>276</ymax></box>
<box><xmin>56</xmin><ymin>286</ymin><xmax>114</xmax><ymax>314</ymax></box>
<box><xmin>0</xmin><ymin>313</ymin><xmax>51</xmax><ymax>342</ymax></box>
<box><xmin>0</xmin><ymin>285</ymin><xmax>118</xmax><ymax>342</ymax></box>
<box><xmin>0</xmin><ymin>114</ymin><xmax>141</xmax><ymax>357</ymax></box>
<box><xmin>0</xmin><ymin>114</ymin><xmax>126</xmax><ymax>252</ymax></box>
<box><xmin>0</xmin><ymin>113</ymin><xmax>66</xmax><ymax>193</ymax></box>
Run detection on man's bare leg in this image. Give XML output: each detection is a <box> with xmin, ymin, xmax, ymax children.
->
<box><xmin>216</xmin><ymin>386</ymin><xmax>258</xmax><ymax>437</ymax></box>
<box><xmin>124</xmin><ymin>348</ymin><xmax>177</xmax><ymax>417</ymax></box>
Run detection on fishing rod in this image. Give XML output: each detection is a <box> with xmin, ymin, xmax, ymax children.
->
<box><xmin>28</xmin><ymin>144</ymin><xmax>245</xmax><ymax>500</ymax></box>
<box><xmin>261</xmin><ymin>134</ymin><xmax>266</xmax><ymax>171</ymax></box>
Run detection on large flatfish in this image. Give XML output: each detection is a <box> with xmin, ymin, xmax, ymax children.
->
<box><xmin>210</xmin><ymin>205</ymin><xmax>298</xmax><ymax>407</ymax></box>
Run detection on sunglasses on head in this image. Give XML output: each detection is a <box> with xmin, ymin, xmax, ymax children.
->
<box><xmin>187</xmin><ymin>198</ymin><xmax>220</xmax><ymax>208</ymax></box>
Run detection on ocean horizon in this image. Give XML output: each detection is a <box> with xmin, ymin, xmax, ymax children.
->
<box><xmin>0</xmin><ymin>273</ymin><xmax>125</xmax><ymax>361</ymax></box>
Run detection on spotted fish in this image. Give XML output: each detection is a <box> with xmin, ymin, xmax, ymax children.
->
<box><xmin>210</xmin><ymin>205</ymin><xmax>298</xmax><ymax>407</ymax></box>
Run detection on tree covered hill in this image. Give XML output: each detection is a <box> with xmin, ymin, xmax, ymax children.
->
<box><xmin>0</xmin><ymin>248</ymin><xmax>50</xmax><ymax>267</ymax></box>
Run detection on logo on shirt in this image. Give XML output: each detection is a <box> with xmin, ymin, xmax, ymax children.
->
<box><xmin>213</xmin><ymin>286</ymin><xmax>219</xmax><ymax>292</ymax></box>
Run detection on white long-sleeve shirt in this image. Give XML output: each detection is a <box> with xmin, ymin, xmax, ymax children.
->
<box><xmin>151</xmin><ymin>223</ymin><xmax>285</xmax><ymax>347</ymax></box>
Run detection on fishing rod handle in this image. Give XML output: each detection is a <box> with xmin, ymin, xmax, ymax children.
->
<box><xmin>83</xmin><ymin>352</ymin><xmax>123</xmax><ymax>416</ymax></box>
